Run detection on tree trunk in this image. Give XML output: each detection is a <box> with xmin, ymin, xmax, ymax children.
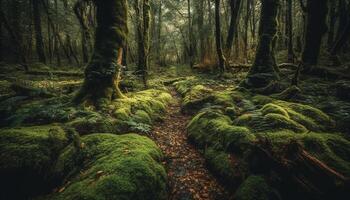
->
<box><xmin>74</xmin><ymin>0</ymin><xmax>92</xmax><ymax>64</ymax></box>
<box><xmin>243</xmin><ymin>0</ymin><xmax>252</xmax><ymax>63</ymax></box>
<box><xmin>327</xmin><ymin>0</ymin><xmax>337</xmax><ymax>50</ymax></box>
<box><xmin>187</xmin><ymin>0</ymin><xmax>194</xmax><ymax>68</ymax></box>
<box><xmin>286</xmin><ymin>0</ymin><xmax>294</xmax><ymax>63</ymax></box>
<box><xmin>74</xmin><ymin>0</ymin><xmax>128</xmax><ymax>109</ymax></box>
<box><xmin>0</xmin><ymin>5</ymin><xmax>28</xmax><ymax>71</ymax></box>
<box><xmin>215</xmin><ymin>0</ymin><xmax>226</xmax><ymax>74</ymax></box>
<box><xmin>242</xmin><ymin>0</ymin><xmax>280</xmax><ymax>89</ymax></box>
<box><xmin>301</xmin><ymin>0</ymin><xmax>328</xmax><ymax>70</ymax></box>
<box><xmin>195</xmin><ymin>0</ymin><xmax>205</xmax><ymax>62</ymax></box>
<box><xmin>156</xmin><ymin>0</ymin><xmax>163</xmax><ymax>65</ymax></box>
<box><xmin>142</xmin><ymin>0</ymin><xmax>150</xmax><ymax>87</ymax></box>
<box><xmin>225</xmin><ymin>0</ymin><xmax>242</xmax><ymax>61</ymax></box>
<box><xmin>32</xmin><ymin>0</ymin><xmax>46</xmax><ymax>64</ymax></box>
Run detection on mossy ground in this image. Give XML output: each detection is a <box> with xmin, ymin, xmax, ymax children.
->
<box><xmin>0</xmin><ymin>65</ymin><xmax>173</xmax><ymax>200</ymax></box>
<box><xmin>173</xmin><ymin>71</ymin><xmax>350</xmax><ymax>197</ymax></box>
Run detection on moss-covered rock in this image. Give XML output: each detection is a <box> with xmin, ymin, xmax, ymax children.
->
<box><xmin>0</xmin><ymin>125</ymin><xmax>69</xmax><ymax>199</ymax></box>
<box><xmin>43</xmin><ymin>133</ymin><xmax>167</xmax><ymax>200</ymax></box>
<box><xmin>234</xmin><ymin>175</ymin><xmax>279</xmax><ymax>200</ymax></box>
<box><xmin>187</xmin><ymin>109</ymin><xmax>256</xmax><ymax>152</ymax></box>
<box><xmin>182</xmin><ymin>85</ymin><xmax>213</xmax><ymax>111</ymax></box>
<box><xmin>204</xmin><ymin>148</ymin><xmax>244</xmax><ymax>187</ymax></box>
<box><xmin>235</xmin><ymin>99</ymin><xmax>335</xmax><ymax>133</ymax></box>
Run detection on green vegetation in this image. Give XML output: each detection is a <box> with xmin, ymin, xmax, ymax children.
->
<box><xmin>42</xmin><ymin>134</ymin><xmax>167</xmax><ymax>200</ymax></box>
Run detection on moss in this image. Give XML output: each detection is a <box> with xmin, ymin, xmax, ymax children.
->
<box><xmin>0</xmin><ymin>125</ymin><xmax>69</xmax><ymax>199</ymax></box>
<box><xmin>252</xmin><ymin>95</ymin><xmax>274</xmax><ymax>106</ymax></box>
<box><xmin>261</xmin><ymin>103</ymin><xmax>289</xmax><ymax>117</ymax></box>
<box><xmin>234</xmin><ymin>175</ymin><xmax>278</xmax><ymax>200</ymax></box>
<box><xmin>187</xmin><ymin>109</ymin><xmax>256</xmax><ymax>152</ymax></box>
<box><xmin>133</xmin><ymin>110</ymin><xmax>152</xmax><ymax>124</ymax></box>
<box><xmin>68</xmin><ymin>114</ymin><xmax>119</xmax><ymax>135</ymax></box>
<box><xmin>182</xmin><ymin>85</ymin><xmax>213</xmax><ymax>111</ymax></box>
<box><xmin>264</xmin><ymin>113</ymin><xmax>307</xmax><ymax>133</ymax></box>
<box><xmin>235</xmin><ymin>100</ymin><xmax>335</xmax><ymax>133</ymax></box>
<box><xmin>44</xmin><ymin>134</ymin><xmax>167</xmax><ymax>200</ymax></box>
<box><xmin>274</xmin><ymin>101</ymin><xmax>335</xmax><ymax>132</ymax></box>
<box><xmin>204</xmin><ymin>148</ymin><xmax>244</xmax><ymax>186</ymax></box>
<box><xmin>261</xmin><ymin>131</ymin><xmax>350</xmax><ymax>176</ymax></box>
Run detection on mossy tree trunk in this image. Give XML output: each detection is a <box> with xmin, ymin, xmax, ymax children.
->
<box><xmin>301</xmin><ymin>0</ymin><xmax>328</xmax><ymax>70</ymax></box>
<box><xmin>242</xmin><ymin>0</ymin><xmax>279</xmax><ymax>89</ymax></box>
<box><xmin>32</xmin><ymin>0</ymin><xmax>46</xmax><ymax>64</ymax></box>
<box><xmin>215</xmin><ymin>0</ymin><xmax>226</xmax><ymax>74</ymax></box>
<box><xmin>74</xmin><ymin>0</ymin><xmax>128</xmax><ymax>109</ymax></box>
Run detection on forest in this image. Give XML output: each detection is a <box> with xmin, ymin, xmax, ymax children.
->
<box><xmin>0</xmin><ymin>0</ymin><xmax>350</xmax><ymax>199</ymax></box>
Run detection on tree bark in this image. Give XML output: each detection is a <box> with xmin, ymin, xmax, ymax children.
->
<box><xmin>286</xmin><ymin>0</ymin><xmax>294</xmax><ymax>63</ymax></box>
<box><xmin>32</xmin><ymin>0</ymin><xmax>46</xmax><ymax>64</ymax></box>
<box><xmin>242</xmin><ymin>0</ymin><xmax>280</xmax><ymax>89</ymax></box>
<box><xmin>327</xmin><ymin>0</ymin><xmax>337</xmax><ymax>50</ymax></box>
<box><xmin>301</xmin><ymin>0</ymin><xmax>328</xmax><ymax>69</ymax></box>
<box><xmin>215</xmin><ymin>0</ymin><xmax>226</xmax><ymax>74</ymax></box>
<box><xmin>225</xmin><ymin>0</ymin><xmax>242</xmax><ymax>61</ymax></box>
<box><xmin>187</xmin><ymin>0</ymin><xmax>194</xmax><ymax>68</ymax></box>
<box><xmin>74</xmin><ymin>0</ymin><xmax>128</xmax><ymax>109</ymax></box>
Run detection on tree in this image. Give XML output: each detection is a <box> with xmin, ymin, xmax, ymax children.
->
<box><xmin>301</xmin><ymin>0</ymin><xmax>328</xmax><ymax>70</ymax></box>
<box><xmin>135</xmin><ymin>0</ymin><xmax>151</xmax><ymax>87</ymax></box>
<box><xmin>215</xmin><ymin>0</ymin><xmax>226</xmax><ymax>74</ymax></box>
<box><xmin>241</xmin><ymin>0</ymin><xmax>280</xmax><ymax>89</ymax></box>
<box><xmin>225</xmin><ymin>0</ymin><xmax>242</xmax><ymax>61</ymax></box>
<box><xmin>32</xmin><ymin>0</ymin><xmax>46</xmax><ymax>64</ymax></box>
<box><xmin>74</xmin><ymin>0</ymin><xmax>128</xmax><ymax>109</ymax></box>
<box><xmin>286</xmin><ymin>0</ymin><xmax>294</xmax><ymax>63</ymax></box>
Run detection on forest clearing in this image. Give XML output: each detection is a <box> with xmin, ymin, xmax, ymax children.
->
<box><xmin>0</xmin><ymin>0</ymin><xmax>350</xmax><ymax>200</ymax></box>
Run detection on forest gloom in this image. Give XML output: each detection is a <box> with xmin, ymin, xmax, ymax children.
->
<box><xmin>0</xmin><ymin>0</ymin><xmax>350</xmax><ymax>199</ymax></box>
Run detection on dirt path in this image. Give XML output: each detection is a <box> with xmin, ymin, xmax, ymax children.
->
<box><xmin>150</xmin><ymin>88</ymin><xmax>230</xmax><ymax>200</ymax></box>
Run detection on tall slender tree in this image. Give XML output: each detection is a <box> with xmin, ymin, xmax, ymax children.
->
<box><xmin>32</xmin><ymin>0</ymin><xmax>46</xmax><ymax>64</ymax></box>
<box><xmin>215</xmin><ymin>0</ymin><xmax>226</xmax><ymax>74</ymax></box>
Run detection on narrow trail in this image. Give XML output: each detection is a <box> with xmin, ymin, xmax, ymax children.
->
<box><xmin>150</xmin><ymin>88</ymin><xmax>230</xmax><ymax>200</ymax></box>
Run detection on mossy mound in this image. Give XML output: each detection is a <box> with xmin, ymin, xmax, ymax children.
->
<box><xmin>182</xmin><ymin>85</ymin><xmax>213</xmax><ymax>111</ymax></box>
<box><xmin>235</xmin><ymin>99</ymin><xmax>335</xmax><ymax>133</ymax></box>
<box><xmin>187</xmin><ymin>109</ymin><xmax>256</xmax><ymax>152</ymax></box>
<box><xmin>43</xmin><ymin>134</ymin><xmax>167</xmax><ymax>200</ymax></box>
<box><xmin>0</xmin><ymin>125</ymin><xmax>70</xmax><ymax>199</ymax></box>
<box><xmin>234</xmin><ymin>175</ymin><xmax>279</xmax><ymax>200</ymax></box>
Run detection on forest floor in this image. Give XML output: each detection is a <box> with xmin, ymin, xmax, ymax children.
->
<box><xmin>150</xmin><ymin>88</ymin><xmax>230</xmax><ymax>200</ymax></box>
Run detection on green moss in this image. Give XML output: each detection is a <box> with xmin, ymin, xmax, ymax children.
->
<box><xmin>264</xmin><ymin>113</ymin><xmax>307</xmax><ymax>133</ymax></box>
<box><xmin>235</xmin><ymin>100</ymin><xmax>334</xmax><ymax>133</ymax></box>
<box><xmin>133</xmin><ymin>110</ymin><xmax>152</xmax><ymax>124</ymax></box>
<box><xmin>0</xmin><ymin>125</ymin><xmax>69</xmax><ymax>199</ymax></box>
<box><xmin>261</xmin><ymin>103</ymin><xmax>289</xmax><ymax>117</ymax></box>
<box><xmin>204</xmin><ymin>148</ymin><xmax>244</xmax><ymax>186</ymax></box>
<box><xmin>261</xmin><ymin>131</ymin><xmax>350</xmax><ymax>176</ymax></box>
<box><xmin>274</xmin><ymin>101</ymin><xmax>335</xmax><ymax>132</ymax></box>
<box><xmin>44</xmin><ymin>134</ymin><xmax>167</xmax><ymax>200</ymax></box>
<box><xmin>252</xmin><ymin>95</ymin><xmax>274</xmax><ymax>105</ymax></box>
<box><xmin>234</xmin><ymin>175</ymin><xmax>277</xmax><ymax>200</ymax></box>
<box><xmin>187</xmin><ymin>109</ymin><xmax>256</xmax><ymax>152</ymax></box>
<box><xmin>68</xmin><ymin>113</ymin><xmax>119</xmax><ymax>135</ymax></box>
<box><xmin>182</xmin><ymin>85</ymin><xmax>213</xmax><ymax>111</ymax></box>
